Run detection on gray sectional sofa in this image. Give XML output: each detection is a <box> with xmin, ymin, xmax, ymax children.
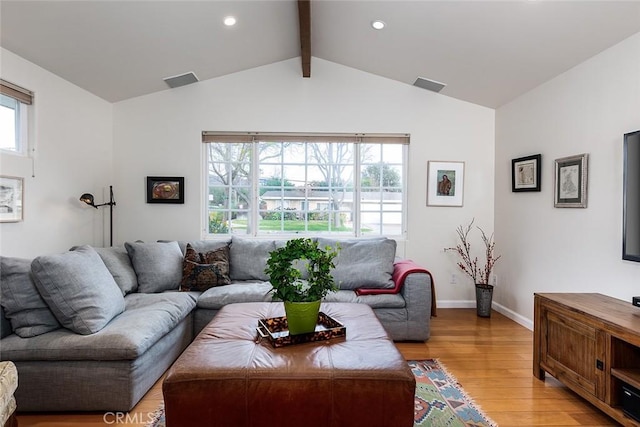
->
<box><xmin>0</xmin><ymin>236</ymin><xmax>433</xmax><ymax>412</ymax></box>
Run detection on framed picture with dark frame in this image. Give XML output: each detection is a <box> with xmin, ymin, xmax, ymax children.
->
<box><xmin>0</xmin><ymin>175</ymin><xmax>24</xmax><ymax>222</ymax></box>
<box><xmin>146</xmin><ymin>176</ymin><xmax>184</xmax><ymax>204</ymax></box>
<box><xmin>554</xmin><ymin>154</ymin><xmax>588</xmax><ymax>208</ymax></box>
<box><xmin>512</xmin><ymin>154</ymin><xmax>541</xmax><ymax>192</ymax></box>
<box><xmin>426</xmin><ymin>161</ymin><xmax>464</xmax><ymax>207</ymax></box>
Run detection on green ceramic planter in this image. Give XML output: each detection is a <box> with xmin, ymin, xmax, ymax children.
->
<box><xmin>284</xmin><ymin>300</ymin><xmax>321</xmax><ymax>335</ymax></box>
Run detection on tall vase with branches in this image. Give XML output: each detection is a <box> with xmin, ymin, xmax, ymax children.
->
<box><xmin>444</xmin><ymin>219</ymin><xmax>501</xmax><ymax>317</ymax></box>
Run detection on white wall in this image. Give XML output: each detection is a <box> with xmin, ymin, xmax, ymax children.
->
<box><xmin>0</xmin><ymin>48</ymin><xmax>113</xmax><ymax>257</ymax></box>
<box><xmin>495</xmin><ymin>32</ymin><xmax>640</xmax><ymax>324</ymax></box>
<box><xmin>114</xmin><ymin>57</ymin><xmax>495</xmax><ymax>303</ymax></box>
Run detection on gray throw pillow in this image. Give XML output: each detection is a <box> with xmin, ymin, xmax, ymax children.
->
<box><xmin>316</xmin><ymin>237</ymin><xmax>396</xmax><ymax>290</ymax></box>
<box><xmin>31</xmin><ymin>246</ymin><xmax>125</xmax><ymax>335</ymax></box>
<box><xmin>0</xmin><ymin>256</ymin><xmax>61</xmax><ymax>338</ymax></box>
<box><xmin>92</xmin><ymin>246</ymin><xmax>138</xmax><ymax>295</ymax></box>
<box><xmin>125</xmin><ymin>241</ymin><xmax>183</xmax><ymax>293</ymax></box>
<box><xmin>229</xmin><ymin>237</ymin><xmax>275</xmax><ymax>281</ymax></box>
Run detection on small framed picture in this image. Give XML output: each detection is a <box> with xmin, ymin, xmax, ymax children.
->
<box><xmin>554</xmin><ymin>154</ymin><xmax>588</xmax><ymax>208</ymax></box>
<box><xmin>427</xmin><ymin>161</ymin><xmax>464</xmax><ymax>207</ymax></box>
<box><xmin>146</xmin><ymin>176</ymin><xmax>184</xmax><ymax>204</ymax></box>
<box><xmin>512</xmin><ymin>154</ymin><xmax>541</xmax><ymax>192</ymax></box>
<box><xmin>0</xmin><ymin>175</ymin><xmax>24</xmax><ymax>222</ymax></box>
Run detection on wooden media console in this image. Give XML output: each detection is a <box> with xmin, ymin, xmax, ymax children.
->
<box><xmin>534</xmin><ymin>293</ymin><xmax>640</xmax><ymax>427</ymax></box>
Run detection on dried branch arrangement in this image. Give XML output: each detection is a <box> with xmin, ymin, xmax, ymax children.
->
<box><xmin>444</xmin><ymin>219</ymin><xmax>501</xmax><ymax>285</ymax></box>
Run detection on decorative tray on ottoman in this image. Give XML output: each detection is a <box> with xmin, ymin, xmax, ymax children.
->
<box><xmin>256</xmin><ymin>312</ymin><xmax>346</xmax><ymax>348</ymax></box>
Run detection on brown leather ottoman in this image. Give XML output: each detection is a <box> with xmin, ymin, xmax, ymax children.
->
<box><xmin>163</xmin><ymin>302</ymin><xmax>415</xmax><ymax>427</ymax></box>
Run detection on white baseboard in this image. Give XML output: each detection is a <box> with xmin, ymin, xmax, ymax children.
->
<box><xmin>492</xmin><ymin>302</ymin><xmax>533</xmax><ymax>331</ymax></box>
<box><xmin>435</xmin><ymin>300</ymin><xmax>533</xmax><ymax>331</ymax></box>
<box><xmin>437</xmin><ymin>300</ymin><xmax>476</xmax><ymax>308</ymax></box>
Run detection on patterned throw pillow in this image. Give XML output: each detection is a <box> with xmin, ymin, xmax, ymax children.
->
<box><xmin>180</xmin><ymin>243</ymin><xmax>231</xmax><ymax>292</ymax></box>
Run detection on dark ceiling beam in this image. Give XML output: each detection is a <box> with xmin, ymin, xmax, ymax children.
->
<box><xmin>298</xmin><ymin>0</ymin><xmax>311</xmax><ymax>77</ymax></box>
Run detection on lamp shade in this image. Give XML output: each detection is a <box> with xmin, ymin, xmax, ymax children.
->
<box><xmin>80</xmin><ymin>193</ymin><xmax>96</xmax><ymax>207</ymax></box>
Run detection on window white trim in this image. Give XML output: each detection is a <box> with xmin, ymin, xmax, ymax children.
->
<box><xmin>0</xmin><ymin>94</ymin><xmax>28</xmax><ymax>156</ymax></box>
<box><xmin>202</xmin><ymin>133</ymin><xmax>408</xmax><ymax>239</ymax></box>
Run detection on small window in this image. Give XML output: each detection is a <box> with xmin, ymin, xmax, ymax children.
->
<box><xmin>0</xmin><ymin>80</ymin><xmax>33</xmax><ymax>155</ymax></box>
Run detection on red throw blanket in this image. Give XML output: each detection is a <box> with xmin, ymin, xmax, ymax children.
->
<box><xmin>355</xmin><ymin>260</ymin><xmax>437</xmax><ymax>317</ymax></box>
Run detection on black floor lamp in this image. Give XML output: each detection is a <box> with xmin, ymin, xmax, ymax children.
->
<box><xmin>79</xmin><ymin>186</ymin><xmax>116</xmax><ymax>246</ymax></box>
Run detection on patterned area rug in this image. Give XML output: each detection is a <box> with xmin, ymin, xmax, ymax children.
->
<box><xmin>146</xmin><ymin>359</ymin><xmax>497</xmax><ymax>427</ymax></box>
<box><xmin>411</xmin><ymin>359</ymin><xmax>497</xmax><ymax>427</ymax></box>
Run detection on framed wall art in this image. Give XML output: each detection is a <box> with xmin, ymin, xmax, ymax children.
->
<box><xmin>554</xmin><ymin>154</ymin><xmax>588</xmax><ymax>208</ymax></box>
<box><xmin>0</xmin><ymin>175</ymin><xmax>24</xmax><ymax>222</ymax></box>
<box><xmin>512</xmin><ymin>154</ymin><xmax>541</xmax><ymax>192</ymax></box>
<box><xmin>427</xmin><ymin>161</ymin><xmax>464</xmax><ymax>207</ymax></box>
<box><xmin>146</xmin><ymin>176</ymin><xmax>184</xmax><ymax>204</ymax></box>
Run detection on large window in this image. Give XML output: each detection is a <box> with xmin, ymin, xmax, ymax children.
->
<box><xmin>203</xmin><ymin>132</ymin><xmax>408</xmax><ymax>238</ymax></box>
<box><xmin>0</xmin><ymin>80</ymin><xmax>32</xmax><ymax>155</ymax></box>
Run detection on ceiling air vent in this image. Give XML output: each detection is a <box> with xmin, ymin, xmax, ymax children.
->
<box><xmin>413</xmin><ymin>77</ymin><xmax>446</xmax><ymax>93</ymax></box>
<box><xmin>163</xmin><ymin>72</ymin><xmax>199</xmax><ymax>88</ymax></box>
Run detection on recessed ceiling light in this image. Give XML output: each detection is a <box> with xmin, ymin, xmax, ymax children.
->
<box><xmin>224</xmin><ymin>16</ymin><xmax>236</xmax><ymax>26</ymax></box>
<box><xmin>371</xmin><ymin>20</ymin><xmax>385</xmax><ymax>30</ymax></box>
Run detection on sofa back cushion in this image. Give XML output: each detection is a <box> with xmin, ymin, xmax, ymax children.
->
<box><xmin>316</xmin><ymin>237</ymin><xmax>396</xmax><ymax>290</ymax></box>
<box><xmin>229</xmin><ymin>237</ymin><xmax>275</xmax><ymax>281</ymax></box>
<box><xmin>125</xmin><ymin>241</ymin><xmax>183</xmax><ymax>293</ymax></box>
<box><xmin>92</xmin><ymin>246</ymin><xmax>138</xmax><ymax>295</ymax></box>
<box><xmin>31</xmin><ymin>246</ymin><xmax>125</xmax><ymax>335</ymax></box>
<box><xmin>0</xmin><ymin>256</ymin><xmax>61</xmax><ymax>338</ymax></box>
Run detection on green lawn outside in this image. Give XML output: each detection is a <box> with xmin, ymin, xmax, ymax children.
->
<box><xmin>231</xmin><ymin>219</ymin><xmax>370</xmax><ymax>233</ymax></box>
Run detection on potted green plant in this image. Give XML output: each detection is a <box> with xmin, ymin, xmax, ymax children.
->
<box><xmin>265</xmin><ymin>238</ymin><xmax>339</xmax><ymax>335</ymax></box>
<box><xmin>444</xmin><ymin>219</ymin><xmax>501</xmax><ymax>317</ymax></box>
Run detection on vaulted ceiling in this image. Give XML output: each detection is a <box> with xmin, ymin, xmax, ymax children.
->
<box><xmin>2</xmin><ymin>1</ymin><xmax>639</xmax><ymax>108</ymax></box>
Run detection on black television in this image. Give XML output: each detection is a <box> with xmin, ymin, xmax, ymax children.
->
<box><xmin>623</xmin><ymin>130</ymin><xmax>640</xmax><ymax>262</ymax></box>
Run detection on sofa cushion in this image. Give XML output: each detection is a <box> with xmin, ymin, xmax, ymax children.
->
<box><xmin>0</xmin><ymin>292</ymin><xmax>197</xmax><ymax>361</ymax></box>
<box><xmin>180</xmin><ymin>243</ymin><xmax>231</xmax><ymax>292</ymax></box>
<box><xmin>91</xmin><ymin>246</ymin><xmax>138</xmax><ymax>295</ymax></box>
<box><xmin>125</xmin><ymin>241</ymin><xmax>183</xmax><ymax>293</ymax></box>
<box><xmin>31</xmin><ymin>246</ymin><xmax>125</xmax><ymax>335</ymax></box>
<box><xmin>0</xmin><ymin>257</ymin><xmax>61</xmax><ymax>338</ymax></box>
<box><xmin>316</xmin><ymin>237</ymin><xmax>396</xmax><ymax>290</ymax></box>
<box><xmin>197</xmin><ymin>281</ymin><xmax>274</xmax><ymax>310</ymax></box>
<box><xmin>229</xmin><ymin>237</ymin><xmax>275</xmax><ymax>281</ymax></box>
<box><xmin>323</xmin><ymin>290</ymin><xmax>405</xmax><ymax>309</ymax></box>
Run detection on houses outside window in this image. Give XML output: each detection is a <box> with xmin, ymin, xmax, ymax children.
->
<box><xmin>0</xmin><ymin>80</ymin><xmax>32</xmax><ymax>156</ymax></box>
<box><xmin>203</xmin><ymin>132</ymin><xmax>408</xmax><ymax>238</ymax></box>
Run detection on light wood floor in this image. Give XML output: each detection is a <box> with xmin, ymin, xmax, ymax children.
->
<box><xmin>16</xmin><ymin>308</ymin><xmax>616</xmax><ymax>426</ymax></box>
